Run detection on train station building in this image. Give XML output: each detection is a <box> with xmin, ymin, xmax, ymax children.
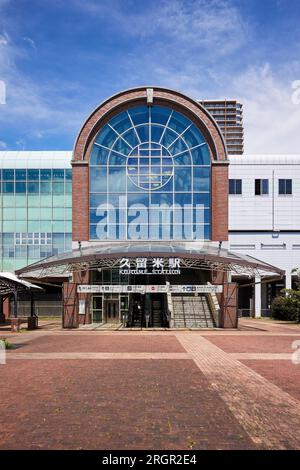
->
<box><xmin>6</xmin><ymin>86</ymin><xmax>285</xmax><ymax>329</ymax></box>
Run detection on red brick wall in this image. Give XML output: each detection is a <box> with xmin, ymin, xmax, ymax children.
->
<box><xmin>72</xmin><ymin>164</ymin><xmax>89</xmax><ymax>241</ymax></box>
<box><xmin>211</xmin><ymin>163</ymin><xmax>228</xmax><ymax>241</ymax></box>
<box><xmin>221</xmin><ymin>283</ymin><xmax>238</xmax><ymax>328</ymax></box>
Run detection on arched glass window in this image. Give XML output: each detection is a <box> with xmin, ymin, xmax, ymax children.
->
<box><xmin>89</xmin><ymin>105</ymin><xmax>211</xmax><ymax>240</ymax></box>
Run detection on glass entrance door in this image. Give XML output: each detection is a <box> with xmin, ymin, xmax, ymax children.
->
<box><xmin>104</xmin><ymin>299</ymin><xmax>119</xmax><ymax>323</ymax></box>
<box><xmin>92</xmin><ymin>295</ymin><xmax>103</xmax><ymax>323</ymax></box>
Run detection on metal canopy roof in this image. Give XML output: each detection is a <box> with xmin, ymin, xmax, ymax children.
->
<box><xmin>0</xmin><ymin>272</ymin><xmax>43</xmax><ymax>295</ymax></box>
<box><xmin>15</xmin><ymin>243</ymin><xmax>285</xmax><ymax>279</ymax></box>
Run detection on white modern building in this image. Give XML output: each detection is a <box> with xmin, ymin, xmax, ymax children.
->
<box><xmin>228</xmin><ymin>154</ymin><xmax>300</xmax><ymax>317</ymax></box>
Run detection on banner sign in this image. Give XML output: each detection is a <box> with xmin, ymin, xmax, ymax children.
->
<box><xmin>118</xmin><ymin>257</ymin><xmax>181</xmax><ymax>275</ymax></box>
<box><xmin>77</xmin><ymin>285</ymin><xmax>223</xmax><ymax>294</ymax></box>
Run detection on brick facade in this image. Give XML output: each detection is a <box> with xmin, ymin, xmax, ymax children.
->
<box><xmin>72</xmin><ymin>86</ymin><xmax>229</xmax><ymax>242</ymax></box>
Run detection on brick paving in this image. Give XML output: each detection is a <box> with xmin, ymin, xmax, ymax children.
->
<box><xmin>1</xmin><ymin>319</ymin><xmax>300</xmax><ymax>450</ymax></box>
<box><xmin>0</xmin><ymin>359</ymin><xmax>254</xmax><ymax>450</ymax></box>
<box><xmin>8</xmin><ymin>334</ymin><xmax>185</xmax><ymax>353</ymax></box>
<box><xmin>241</xmin><ymin>360</ymin><xmax>300</xmax><ymax>402</ymax></box>
<box><xmin>177</xmin><ymin>333</ymin><xmax>300</xmax><ymax>449</ymax></box>
<box><xmin>206</xmin><ymin>334</ymin><xmax>300</xmax><ymax>353</ymax></box>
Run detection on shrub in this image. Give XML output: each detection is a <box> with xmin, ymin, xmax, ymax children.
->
<box><xmin>0</xmin><ymin>338</ymin><xmax>13</xmax><ymax>349</ymax></box>
<box><xmin>271</xmin><ymin>290</ymin><xmax>300</xmax><ymax>322</ymax></box>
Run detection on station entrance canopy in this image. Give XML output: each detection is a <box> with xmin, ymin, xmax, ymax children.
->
<box><xmin>0</xmin><ymin>272</ymin><xmax>42</xmax><ymax>295</ymax></box>
<box><xmin>16</xmin><ymin>243</ymin><xmax>285</xmax><ymax>279</ymax></box>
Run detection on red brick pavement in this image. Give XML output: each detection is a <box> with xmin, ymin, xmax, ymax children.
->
<box><xmin>1</xmin><ymin>324</ymin><xmax>300</xmax><ymax>450</ymax></box>
<box><xmin>206</xmin><ymin>334</ymin><xmax>300</xmax><ymax>353</ymax></box>
<box><xmin>0</xmin><ymin>359</ymin><xmax>255</xmax><ymax>450</ymax></box>
<box><xmin>241</xmin><ymin>360</ymin><xmax>300</xmax><ymax>402</ymax></box>
<box><xmin>9</xmin><ymin>334</ymin><xmax>185</xmax><ymax>353</ymax></box>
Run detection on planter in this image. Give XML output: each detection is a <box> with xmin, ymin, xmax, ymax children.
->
<box><xmin>27</xmin><ymin>316</ymin><xmax>38</xmax><ymax>330</ymax></box>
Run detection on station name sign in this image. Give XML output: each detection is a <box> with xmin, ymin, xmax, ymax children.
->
<box><xmin>77</xmin><ymin>285</ymin><xmax>223</xmax><ymax>294</ymax></box>
<box><xmin>118</xmin><ymin>257</ymin><xmax>181</xmax><ymax>275</ymax></box>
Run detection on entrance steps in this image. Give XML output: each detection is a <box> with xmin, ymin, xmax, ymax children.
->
<box><xmin>172</xmin><ymin>295</ymin><xmax>216</xmax><ymax>328</ymax></box>
<box><xmin>79</xmin><ymin>322</ymin><xmax>122</xmax><ymax>330</ymax></box>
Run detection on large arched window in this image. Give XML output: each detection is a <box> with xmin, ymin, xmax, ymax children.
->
<box><xmin>89</xmin><ymin>105</ymin><xmax>211</xmax><ymax>240</ymax></box>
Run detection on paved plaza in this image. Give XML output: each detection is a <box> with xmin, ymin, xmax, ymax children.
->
<box><xmin>1</xmin><ymin>319</ymin><xmax>300</xmax><ymax>450</ymax></box>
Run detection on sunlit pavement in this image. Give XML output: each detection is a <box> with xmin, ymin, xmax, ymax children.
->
<box><xmin>0</xmin><ymin>318</ymin><xmax>300</xmax><ymax>450</ymax></box>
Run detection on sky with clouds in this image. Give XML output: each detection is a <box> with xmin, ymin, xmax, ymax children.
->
<box><xmin>0</xmin><ymin>0</ymin><xmax>300</xmax><ymax>153</ymax></box>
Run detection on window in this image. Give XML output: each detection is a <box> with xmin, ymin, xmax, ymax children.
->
<box><xmin>255</xmin><ymin>179</ymin><xmax>269</xmax><ymax>195</ymax></box>
<box><xmin>89</xmin><ymin>105</ymin><xmax>211</xmax><ymax>241</ymax></box>
<box><xmin>229</xmin><ymin>179</ymin><xmax>242</xmax><ymax>195</ymax></box>
<box><xmin>279</xmin><ymin>179</ymin><xmax>292</xmax><ymax>195</ymax></box>
<box><xmin>14</xmin><ymin>232</ymin><xmax>52</xmax><ymax>245</ymax></box>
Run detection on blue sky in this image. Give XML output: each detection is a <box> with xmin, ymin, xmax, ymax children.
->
<box><xmin>0</xmin><ymin>0</ymin><xmax>300</xmax><ymax>153</ymax></box>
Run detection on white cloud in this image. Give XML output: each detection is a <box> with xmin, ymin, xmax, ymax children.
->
<box><xmin>75</xmin><ymin>0</ymin><xmax>247</xmax><ymax>55</ymax></box>
<box><xmin>23</xmin><ymin>37</ymin><xmax>36</xmax><ymax>50</ymax></box>
<box><xmin>0</xmin><ymin>140</ymin><xmax>7</xmax><ymax>148</ymax></box>
<box><xmin>230</xmin><ymin>64</ymin><xmax>300</xmax><ymax>154</ymax></box>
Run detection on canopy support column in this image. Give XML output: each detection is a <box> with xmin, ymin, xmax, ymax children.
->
<box><xmin>0</xmin><ymin>295</ymin><xmax>5</xmax><ymax>324</ymax></box>
<box><xmin>11</xmin><ymin>289</ymin><xmax>21</xmax><ymax>332</ymax></box>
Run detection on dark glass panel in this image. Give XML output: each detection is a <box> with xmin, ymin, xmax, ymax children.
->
<box><xmin>255</xmin><ymin>179</ymin><xmax>260</xmax><ymax>195</ymax></box>
<box><xmin>174</xmin><ymin>167</ymin><xmax>191</xmax><ymax>191</ymax></box>
<box><xmin>173</xmin><ymin>152</ymin><xmax>191</xmax><ymax>165</ymax></box>
<box><xmin>183</xmin><ymin>125</ymin><xmax>205</xmax><ymax>148</ymax></box>
<box><xmin>150</xmin><ymin>192</ymin><xmax>173</xmax><ymax>206</ymax></box>
<box><xmin>193</xmin><ymin>167</ymin><xmax>210</xmax><ymax>192</ymax></box>
<box><xmin>174</xmin><ymin>192</ymin><xmax>192</xmax><ymax>206</ymax></box>
<box><xmin>150</xmin><ymin>125</ymin><xmax>164</xmax><ymax>143</ymax></box>
<box><xmin>109</xmin><ymin>111</ymin><xmax>131</xmax><ymax>134</ymax></box>
<box><xmin>65</xmin><ymin>169</ymin><xmax>72</xmax><ymax>180</ymax></box>
<box><xmin>168</xmin><ymin>137</ymin><xmax>188</xmax><ymax>155</ymax></box>
<box><xmin>15</xmin><ymin>169</ymin><xmax>27</xmax><ymax>180</ymax></box>
<box><xmin>40</xmin><ymin>169</ymin><xmax>52</xmax><ymax>180</ymax></box>
<box><xmin>95</xmin><ymin>124</ymin><xmax>117</xmax><ymax>148</ymax></box>
<box><xmin>160</xmin><ymin>128</ymin><xmax>178</xmax><ymax>148</ymax></box>
<box><xmin>15</xmin><ymin>182</ymin><xmax>26</xmax><ymax>193</ymax></box>
<box><xmin>135</xmin><ymin>125</ymin><xmax>149</xmax><ymax>143</ymax></box>
<box><xmin>52</xmin><ymin>182</ymin><xmax>64</xmax><ymax>194</ymax></box>
<box><xmin>27</xmin><ymin>169</ymin><xmax>39</xmax><ymax>180</ymax></box>
<box><xmin>286</xmin><ymin>179</ymin><xmax>292</xmax><ymax>194</ymax></box>
<box><xmin>168</xmin><ymin>110</ymin><xmax>191</xmax><ymax>134</ymax></box>
<box><xmin>151</xmin><ymin>106</ymin><xmax>171</xmax><ymax>126</ymax></box>
<box><xmin>90</xmin><ymin>193</ymin><xmax>107</xmax><ymax>208</ymax></box>
<box><xmin>109</xmin><ymin>152</ymin><xmax>126</xmax><ymax>165</ymax></box>
<box><xmin>128</xmin><ymin>106</ymin><xmax>149</xmax><ymax>126</ymax></box>
<box><xmin>53</xmin><ymin>169</ymin><xmax>65</xmax><ymax>180</ymax></box>
<box><xmin>262</xmin><ymin>179</ymin><xmax>269</xmax><ymax>195</ymax></box>
<box><xmin>191</xmin><ymin>145</ymin><xmax>210</xmax><ymax>165</ymax></box>
<box><xmin>40</xmin><ymin>182</ymin><xmax>51</xmax><ymax>194</ymax></box>
<box><xmin>3</xmin><ymin>169</ymin><xmax>14</xmax><ymax>180</ymax></box>
<box><xmin>194</xmin><ymin>193</ymin><xmax>210</xmax><ymax>208</ymax></box>
<box><xmin>112</xmin><ymin>137</ymin><xmax>132</xmax><ymax>155</ymax></box>
<box><xmin>90</xmin><ymin>167</ymin><xmax>107</xmax><ymax>193</ymax></box>
<box><xmin>127</xmin><ymin>193</ymin><xmax>149</xmax><ymax>207</ymax></box>
<box><xmin>236</xmin><ymin>179</ymin><xmax>242</xmax><ymax>194</ymax></box>
<box><xmin>108</xmin><ymin>167</ymin><xmax>126</xmax><ymax>192</ymax></box>
<box><xmin>65</xmin><ymin>182</ymin><xmax>72</xmax><ymax>194</ymax></box>
<box><xmin>122</xmin><ymin>128</ymin><xmax>139</xmax><ymax>148</ymax></box>
<box><xmin>3</xmin><ymin>182</ymin><xmax>14</xmax><ymax>193</ymax></box>
<box><xmin>90</xmin><ymin>146</ymin><xmax>109</xmax><ymax>165</ymax></box>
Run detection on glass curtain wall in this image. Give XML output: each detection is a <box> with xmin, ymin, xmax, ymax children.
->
<box><xmin>0</xmin><ymin>168</ymin><xmax>72</xmax><ymax>270</ymax></box>
<box><xmin>90</xmin><ymin>105</ymin><xmax>211</xmax><ymax>241</ymax></box>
